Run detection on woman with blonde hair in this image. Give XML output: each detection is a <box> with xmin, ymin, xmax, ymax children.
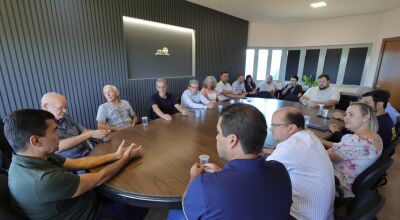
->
<box><xmin>201</xmin><ymin>76</ymin><xmax>218</xmax><ymax>102</ymax></box>
<box><xmin>321</xmin><ymin>102</ymin><xmax>382</xmax><ymax>198</ymax></box>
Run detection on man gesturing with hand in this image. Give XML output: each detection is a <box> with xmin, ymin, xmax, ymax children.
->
<box><xmin>4</xmin><ymin>109</ymin><xmax>148</xmax><ymax>220</ymax></box>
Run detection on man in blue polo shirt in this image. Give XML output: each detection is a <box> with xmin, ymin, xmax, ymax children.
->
<box><xmin>183</xmin><ymin>104</ymin><xmax>292</xmax><ymax>219</ymax></box>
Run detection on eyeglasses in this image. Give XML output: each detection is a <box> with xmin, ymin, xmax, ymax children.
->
<box><xmin>270</xmin><ymin>123</ymin><xmax>291</xmax><ymax>128</ymax></box>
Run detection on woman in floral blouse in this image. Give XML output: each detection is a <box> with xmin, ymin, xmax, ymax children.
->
<box><xmin>321</xmin><ymin>102</ymin><xmax>383</xmax><ymax>197</ymax></box>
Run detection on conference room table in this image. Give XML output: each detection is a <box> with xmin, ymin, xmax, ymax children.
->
<box><xmin>90</xmin><ymin>98</ymin><xmax>344</xmax><ymax>208</ymax></box>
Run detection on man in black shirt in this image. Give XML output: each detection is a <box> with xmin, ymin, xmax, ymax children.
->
<box><xmin>360</xmin><ymin>90</ymin><xmax>396</xmax><ymax>147</ymax></box>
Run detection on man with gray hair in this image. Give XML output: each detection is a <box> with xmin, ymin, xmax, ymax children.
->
<box><xmin>150</xmin><ymin>78</ymin><xmax>188</xmax><ymax>120</ymax></box>
<box><xmin>181</xmin><ymin>79</ymin><xmax>214</xmax><ymax>109</ymax></box>
<box><xmin>41</xmin><ymin>92</ymin><xmax>110</xmax><ymax>158</ymax></box>
<box><xmin>97</xmin><ymin>85</ymin><xmax>137</xmax><ymax>130</ymax></box>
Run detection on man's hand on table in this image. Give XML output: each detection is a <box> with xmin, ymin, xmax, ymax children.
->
<box><xmin>115</xmin><ymin>140</ymin><xmax>142</xmax><ymax>161</ymax></box>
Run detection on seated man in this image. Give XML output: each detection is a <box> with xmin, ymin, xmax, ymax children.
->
<box><xmin>266</xmin><ymin>107</ymin><xmax>335</xmax><ymax>220</ymax></box>
<box><xmin>150</xmin><ymin>78</ymin><xmax>187</xmax><ymax>120</ymax></box>
<box><xmin>181</xmin><ymin>79</ymin><xmax>214</xmax><ymax>109</ymax></box>
<box><xmin>300</xmin><ymin>74</ymin><xmax>340</xmax><ymax>107</ymax></box>
<box><xmin>41</xmin><ymin>92</ymin><xmax>110</xmax><ymax>158</ymax></box>
<box><xmin>281</xmin><ymin>75</ymin><xmax>303</xmax><ymax>101</ymax></box>
<box><xmin>183</xmin><ymin>104</ymin><xmax>292</xmax><ymax>219</ymax></box>
<box><xmin>257</xmin><ymin>75</ymin><xmax>281</xmax><ymax>97</ymax></box>
<box><xmin>329</xmin><ymin>90</ymin><xmax>396</xmax><ymax>148</ymax></box>
<box><xmin>97</xmin><ymin>85</ymin><xmax>138</xmax><ymax>131</ymax></box>
<box><xmin>1</xmin><ymin>118</ymin><xmax>13</xmax><ymax>171</ymax></box>
<box><xmin>4</xmin><ymin>109</ymin><xmax>147</xmax><ymax>220</ymax></box>
<box><xmin>231</xmin><ymin>74</ymin><xmax>246</xmax><ymax>94</ymax></box>
<box><xmin>216</xmin><ymin>71</ymin><xmax>247</xmax><ymax>101</ymax></box>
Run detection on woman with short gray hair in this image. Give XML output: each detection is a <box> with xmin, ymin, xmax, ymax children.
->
<box><xmin>200</xmin><ymin>76</ymin><xmax>218</xmax><ymax>102</ymax></box>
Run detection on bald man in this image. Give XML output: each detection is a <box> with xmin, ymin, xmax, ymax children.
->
<box><xmin>266</xmin><ymin>107</ymin><xmax>335</xmax><ymax>220</ymax></box>
<box><xmin>41</xmin><ymin>92</ymin><xmax>110</xmax><ymax>158</ymax></box>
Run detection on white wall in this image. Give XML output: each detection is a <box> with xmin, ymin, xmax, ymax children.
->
<box><xmin>248</xmin><ymin>7</ymin><xmax>400</xmax><ymax>88</ymax></box>
<box><xmin>366</xmin><ymin>7</ymin><xmax>400</xmax><ymax>86</ymax></box>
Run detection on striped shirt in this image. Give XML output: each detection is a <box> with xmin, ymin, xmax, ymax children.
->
<box><xmin>267</xmin><ymin>130</ymin><xmax>335</xmax><ymax>220</ymax></box>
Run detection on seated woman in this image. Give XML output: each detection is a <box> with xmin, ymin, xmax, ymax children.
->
<box><xmin>321</xmin><ymin>102</ymin><xmax>383</xmax><ymax>198</ymax></box>
<box><xmin>97</xmin><ymin>85</ymin><xmax>137</xmax><ymax>131</ymax></box>
<box><xmin>244</xmin><ymin>75</ymin><xmax>257</xmax><ymax>96</ymax></box>
<box><xmin>151</xmin><ymin>78</ymin><xmax>187</xmax><ymax>120</ymax></box>
<box><xmin>200</xmin><ymin>76</ymin><xmax>218</xmax><ymax>102</ymax></box>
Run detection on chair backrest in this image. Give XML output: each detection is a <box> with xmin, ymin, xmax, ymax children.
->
<box><xmin>352</xmin><ymin>157</ymin><xmax>393</xmax><ymax>195</ymax></box>
<box><xmin>381</xmin><ymin>137</ymin><xmax>400</xmax><ymax>159</ymax></box>
<box><xmin>0</xmin><ymin>174</ymin><xmax>27</xmax><ymax>220</ymax></box>
<box><xmin>346</xmin><ymin>190</ymin><xmax>385</xmax><ymax>220</ymax></box>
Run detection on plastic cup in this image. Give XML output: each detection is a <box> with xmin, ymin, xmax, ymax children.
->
<box><xmin>304</xmin><ymin>115</ymin><xmax>311</xmax><ymax>128</ymax></box>
<box><xmin>318</xmin><ymin>104</ymin><xmax>325</xmax><ymax>115</ymax></box>
<box><xmin>322</xmin><ymin>109</ymin><xmax>329</xmax><ymax>118</ymax></box>
<box><xmin>218</xmin><ymin>104</ymin><xmax>223</xmax><ymax>111</ymax></box>
<box><xmin>142</xmin><ymin>116</ymin><xmax>148</xmax><ymax>125</ymax></box>
<box><xmin>199</xmin><ymin>154</ymin><xmax>210</xmax><ymax>165</ymax></box>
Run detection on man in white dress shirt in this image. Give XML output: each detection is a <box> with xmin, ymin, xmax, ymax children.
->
<box><xmin>215</xmin><ymin>71</ymin><xmax>247</xmax><ymax>101</ymax></box>
<box><xmin>300</xmin><ymin>74</ymin><xmax>340</xmax><ymax>107</ymax></box>
<box><xmin>257</xmin><ymin>75</ymin><xmax>281</xmax><ymax>97</ymax></box>
<box><xmin>266</xmin><ymin>107</ymin><xmax>335</xmax><ymax>220</ymax></box>
<box><xmin>181</xmin><ymin>79</ymin><xmax>214</xmax><ymax>109</ymax></box>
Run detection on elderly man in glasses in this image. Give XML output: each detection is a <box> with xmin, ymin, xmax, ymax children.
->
<box><xmin>266</xmin><ymin>107</ymin><xmax>335</xmax><ymax>220</ymax></box>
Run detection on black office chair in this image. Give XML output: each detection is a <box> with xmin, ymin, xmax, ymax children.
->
<box><xmin>256</xmin><ymin>91</ymin><xmax>273</xmax><ymax>98</ymax></box>
<box><xmin>352</xmin><ymin>157</ymin><xmax>393</xmax><ymax>196</ymax></box>
<box><xmin>0</xmin><ymin>174</ymin><xmax>27</xmax><ymax>220</ymax></box>
<box><xmin>373</xmin><ymin>138</ymin><xmax>400</xmax><ymax>187</ymax></box>
<box><xmin>345</xmin><ymin>190</ymin><xmax>385</xmax><ymax>220</ymax></box>
<box><xmin>380</xmin><ymin>138</ymin><xmax>399</xmax><ymax>159</ymax></box>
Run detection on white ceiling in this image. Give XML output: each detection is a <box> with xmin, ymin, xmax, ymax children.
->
<box><xmin>186</xmin><ymin>0</ymin><xmax>400</xmax><ymax>22</ymax></box>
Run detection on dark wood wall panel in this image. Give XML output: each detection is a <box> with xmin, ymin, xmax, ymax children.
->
<box><xmin>0</xmin><ymin>0</ymin><xmax>248</xmax><ymax>128</ymax></box>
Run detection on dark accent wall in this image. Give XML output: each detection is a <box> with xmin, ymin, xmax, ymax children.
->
<box><xmin>285</xmin><ymin>50</ymin><xmax>300</xmax><ymax>80</ymax></box>
<box><xmin>0</xmin><ymin>0</ymin><xmax>248</xmax><ymax>128</ymax></box>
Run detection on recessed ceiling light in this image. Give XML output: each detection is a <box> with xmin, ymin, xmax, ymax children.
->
<box><xmin>311</xmin><ymin>1</ymin><xmax>327</xmax><ymax>8</ymax></box>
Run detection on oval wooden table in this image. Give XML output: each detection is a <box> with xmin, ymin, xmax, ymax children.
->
<box><xmin>90</xmin><ymin>98</ymin><xmax>343</xmax><ymax>208</ymax></box>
